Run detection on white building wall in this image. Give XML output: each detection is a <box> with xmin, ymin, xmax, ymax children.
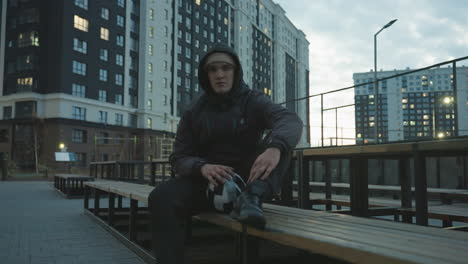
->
<box><xmin>138</xmin><ymin>0</ymin><xmax>175</xmax><ymax>133</ymax></box>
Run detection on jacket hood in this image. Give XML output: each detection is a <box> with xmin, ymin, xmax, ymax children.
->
<box><xmin>198</xmin><ymin>44</ymin><xmax>248</xmax><ymax>105</ymax></box>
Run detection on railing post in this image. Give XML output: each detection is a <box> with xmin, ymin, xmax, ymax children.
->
<box><xmin>297</xmin><ymin>150</ymin><xmax>309</xmax><ymax>209</ymax></box>
<box><xmin>399</xmin><ymin>158</ymin><xmax>412</xmax><ymax>223</ymax></box>
<box><xmin>350</xmin><ymin>156</ymin><xmax>368</xmax><ymax>217</ymax></box>
<box><xmin>324</xmin><ymin>160</ymin><xmax>332</xmax><ymax>211</ymax></box>
<box><xmin>413</xmin><ymin>144</ymin><xmax>428</xmax><ymax>226</ymax></box>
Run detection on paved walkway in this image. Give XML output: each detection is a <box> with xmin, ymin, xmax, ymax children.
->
<box><xmin>0</xmin><ymin>181</ymin><xmax>145</xmax><ymax>264</ymax></box>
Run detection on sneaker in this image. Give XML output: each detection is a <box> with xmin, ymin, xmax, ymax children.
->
<box><xmin>231</xmin><ymin>191</ymin><xmax>266</xmax><ymax>230</ymax></box>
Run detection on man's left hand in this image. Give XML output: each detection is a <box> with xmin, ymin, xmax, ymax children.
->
<box><xmin>248</xmin><ymin>147</ymin><xmax>281</xmax><ymax>184</ymax></box>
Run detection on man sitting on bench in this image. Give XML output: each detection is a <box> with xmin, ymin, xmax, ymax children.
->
<box><xmin>148</xmin><ymin>43</ymin><xmax>303</xmax><ymax>264</ymax></box>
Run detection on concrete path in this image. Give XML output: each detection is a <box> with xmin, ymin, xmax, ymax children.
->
<box><xmin>0</xmin><ymin>181</ymin><xmax>145</xmax><ymax>264</ymax></box>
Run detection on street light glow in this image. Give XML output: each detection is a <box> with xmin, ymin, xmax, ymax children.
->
<box><xmin>443</xmin><ymin>96</ymin><xmax>453</xmax><ymax>104</ymax></box>
<box><xmin>437</xmin><ymin>132</ymin><xmax>445</xmax><ymax>138</ymax></box>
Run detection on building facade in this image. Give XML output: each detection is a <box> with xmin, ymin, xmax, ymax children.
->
<box><xmin>353</xmin><ymin>66</ymin><xmax>468</xmax><ymax>144</ymax></box>
<box><xmin>0</xmin><ymin>0</ymin><xmax>309</xmax><ymax>172</ymax></box>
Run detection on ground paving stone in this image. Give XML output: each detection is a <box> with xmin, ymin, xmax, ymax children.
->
<box><xmin>0</xmin><ymin>181</ymin><xmax>146</xmax><ymax>264</ymax></box>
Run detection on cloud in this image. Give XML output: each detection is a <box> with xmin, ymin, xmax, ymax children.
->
<box><xmin>273</xmin><ymin>0</ymin><xmax>468</xmax><ymax>145</ymax></box>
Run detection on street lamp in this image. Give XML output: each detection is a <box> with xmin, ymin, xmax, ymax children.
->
<box><xmin>374</xmin><ymin>19</ymin><xmax>397</xmax><ymax>143</ymax></box>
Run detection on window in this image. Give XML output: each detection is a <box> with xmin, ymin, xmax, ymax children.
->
<box><xmin>74</xmin><ymin>15</ymin><xmax>89</xmax><ymax>32</ymax></box>
<box><xmin>149</xmin><ymin>26</ymin><xmax>154</xmax><ymax>38</ymax></box>
<box><xmin>115</xmin><ymin>54</ymin><xmax>123</xmax><ymax>66</ymax></box>
<box><xmin>72</xmin><ymin>60</ymin><xmax>86</xmax><ymax>75</ymax></box>
<box><xmin>73</xmin><ymin>38</ymin><xmax>87</xmax><ymax>54</ymax></box>
<box><xmin>148</xmin><ymin>81</ymin><xmax>153</xmax><ymax>92</ymax></box>
<box><xmin>117</xmin><ymin>0</ymin><xmax>125</xmax><ymax>8</ymax></box>
<box><xmin>3</xmin><ymin>106</ymin><xmax>12</xmax><ymax>119</ymax></box>
<box><xmin>100</xmin><ymin>27</ymin><xmax>109</xmax><ymax>40</ymax></box>
<box><xmin>116</xmin><ymin>35</ymin><xmax>124</xmax><ymax>46</ymax></box>
<box><xmin>99</xmin><ymin>111</ymin><xmax>108</xmax><ymax>123</ymax></box>
<box><xmin>115</xmin><ymin>94</ymin><xmax>122</xmax><ymax>105</ymax></box>
<box><xmin>18</xmin><ymin>31</ymin><xmax>39</xmax><ymax>47</ymax></box>
<box><xmin>115</xmin><ymin>113</ymin><xmax>123</xmax><ymax>125</ymax></box>
<box><xmin>164</xmin><ymin>95</ymin><xmax>167</xmax><ymax>105</ymax></box>
<box><xmin>75</xmin><ymin>153</ymin><xmax>87</xmax><ymax>166</ymax></box>
<box><xmin>72</xmin><ymin>106</ymin><xmax>86</xmax><ymax>120</ymax></box>
<box><xmin>164</xmin><ymin>26</ymin><xmax>168</xmax><ymax>37</ymax></box>
<box><xmin>115</xmin><ymin>74</ymin><xmax>123</xmax><ymax>86</ymax></box>
<box><xmin>74</xmin><ymin>0</ymin><xmax>88</xmax><ymax>10</ymax></box>
<box><xmin>72</xmin><ymin>83</ymin><xmax>86</xmax><ymax>97</ymax></box>
<box><xmin>72</xmin><ymin>129</ymin><xmax>87</xmax><ymax>143</ymax></box>
<box><xmin>98</xmin><ymin>90</ymin><xmax>107</xmax><ymax>102</ymax></box>
<box><xmin>147</xmin><ymin>118</ymin><xmax>152</xmax><ymax>128</ymax></box>
<box><xmin>100</xmin><ymin>49</ymin><xmax>108</xmax><ymax>61</ymax></box>
<box><xmin>149</xmin><ymin>9</ymin><xmax>154</xmax><ymax>20</ymax></box>
<box><xmin>101</xmin><ymin>8</ymin><xmax>109</xmax><ymax>20</ymax></box>
<box><xmin>148</xmin><ymin>63</ymin><xmax>153</xmax><ymax>73</ymax></box>
<box><xmin>148</xmin><ymin>44</ymin><xmax>153</xmax><ymax>55</ymax></box>
<box><xmin>163</xmin><ymin>61</ymin><xmax>168</xmax><ymax>71</ymax></box>
<box><xmin>117</xmin><ymin>15</ymin><xmax>124</xmax><ymax>27</ymax></box>
<box><xmin>99</xmin><ymin>69</ymin><xmax>108</xmax><ymax>82</ymax></box>
<box><xmin>185</xmin><ymin>62</ymin><xmax>191</xmax><ymax>73</ymax></box>
<box><xmin>17</xmin><ymin>77</ymin><xmax>34</xmax><ymax>91</ymax></box>
<box><xmin>163</xmin><ymin>78</ymin><xmax>167</xmax><ymax>88</ymax></box>
<box><xmin>147</xmin><ymin>99</ymin><xmax>152</xmax><ymax>110</ymax></box>
<box><xmin>164</xmin><ymin>9</ymin><xmax>168</xmax><ymax>20</ymax></box>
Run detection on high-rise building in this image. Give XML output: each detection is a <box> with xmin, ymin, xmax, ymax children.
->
<box><xmin>353</xmin><ymin>66</ymin><xmax>468</xmax><ymax>144</ymax></box>
<box><xmin>0</xmin><ymin>0</ymin><xmax>309</xmax><ymax>171</ymax></box>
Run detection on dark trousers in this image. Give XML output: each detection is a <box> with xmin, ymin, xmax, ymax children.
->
<box><xmin>148</xmin><ymin>150</ymin><xmax>291</xmax><ymax>264</ymax></box>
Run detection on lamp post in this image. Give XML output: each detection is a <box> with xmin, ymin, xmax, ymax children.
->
<box><xmin>374</xmin><ymin>19</ymin><xmax>397</xmax><ymax>143</ymax></box>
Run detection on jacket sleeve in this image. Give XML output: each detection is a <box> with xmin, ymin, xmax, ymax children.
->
<box><xmin>253</xmin><ymin>92</ymin><xmax>303</xmax><ymax>153</ymax></box>
<box><xmin>169</xmin><ymin>110</ymin><xmax>206</xmax><ymax>178</ymax></box>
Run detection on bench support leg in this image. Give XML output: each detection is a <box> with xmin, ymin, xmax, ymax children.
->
<box><xmin>94</xmin><ymin>189</ymin><xmax>101</xmax><ymax>216</ymax></box>
<box><xmin>109</xmin><ymin>193</ymin><xmax>115</xmax><ymax>226</ymax></box>
<box><xmin>239</xmin><ymin>225</ymin><xmax>260</xmax><ymax>264</ymax></box>
<box><xmin>129</xmin><ymin>199</ymin><xmax>138</xmax><ymax>242</ymax></box>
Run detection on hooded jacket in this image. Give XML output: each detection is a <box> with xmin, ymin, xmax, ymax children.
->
<box><xmin>170</xmin><ymin>44</ymin><xmax>303</xmax><ymax>179</ymax></box>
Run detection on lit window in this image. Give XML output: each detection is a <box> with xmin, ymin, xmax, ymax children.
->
<box><xmin>100</xmin><ymin>27</ymin><xmax>109</xmax><ymax>40</ymax></box>
<box><xmin>99</xmin><ymin>49</ymin><xmax>108</xmax><ymax>61</ymax></box>
<box><xmin>410</xmin><ymin>121</ymin><xmax>416</xmax><ymax>126</ymax></box>
<box><xmin>148</xmin><ymin>81</ymin><xmax>153</xmax><ymax>92</ymax></box>
<box><xmin>147</xmin><ymin>99</ymin><xmax>152</xmax><ymax>110</ymax></box>
<box><xmin>148</xmin><ymin>44</ymin><xmax>153</xmax><ymax>55</ymax></box>
<box><xmin>149</xmin><ymin>9</ymin><xmax>154</xmax><ymax>20</ymax></box>
<box><xmin>147</xmin><ymin>118</ymin><xmax>152</xmax><ymax>128</ymax></box>
<box><xmin>17</xmin><ymin>77</ymin><xmax>33</xmax><ymax>91</ymax></box>
<box><xmin>74</xmin><ymin>15</ymin><xmax>89</xmax><ymax>32</ymax></box>
<box><xmin>148</xmin><ymin>63</ymin><xmax>153</xmax><ymax>73</ymax></box>
<box><xmin>149</xmin><ymin>26</ymin><xmax>154</xmax><ymax>38</ymax></box>
<box><xmin>196</xmin><ymin>0</ymin><xmax>201</xmax><ymax>5</ymax></box>
<box><xmin>402</xmin><ymin>98</ymin><xmax>408</xmax><ymax>103</ymax></box>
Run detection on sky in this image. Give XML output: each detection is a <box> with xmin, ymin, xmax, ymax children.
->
<box><xmin>273</xmin><ymin>0</ymin><xmax>468</xmax><ymax>146</ymax></box>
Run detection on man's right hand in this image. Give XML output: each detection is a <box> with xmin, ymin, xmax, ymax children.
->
<box><xmin>200</xmin><ymin>164</ymin><xmax>234</xmax><ymax>187</ymax></box>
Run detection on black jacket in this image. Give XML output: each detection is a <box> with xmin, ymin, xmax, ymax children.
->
<box><xmin>170</xmin><ymin>44</ymin><xmax>303</xmax><ymax>178</ymax></box>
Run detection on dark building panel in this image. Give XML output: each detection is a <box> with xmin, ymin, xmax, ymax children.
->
<box><xmin>252</xmin><ymin>28</ymin><xmax>271</xmax><ymax>95</ymax></box>
<box><xmin>285</xmin><ymin>53</ymin><xmax>296</xmax><ymax>111</ymax></box>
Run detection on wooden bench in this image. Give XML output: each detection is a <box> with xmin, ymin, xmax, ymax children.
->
<box><xmin>54</xmin><ymin>173</ymin><xmax>93</xmax><ymax>198</ymax></box>
<box><xmin>84</xmin><ymin>181</ymin><xmax>468</xmax><ymax>264</ymax></box>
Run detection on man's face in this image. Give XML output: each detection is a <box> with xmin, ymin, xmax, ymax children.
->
<box><xmin>207</xmin><ymin>62</ymin><xmax>235</xmax><ymax>94</ymax></box>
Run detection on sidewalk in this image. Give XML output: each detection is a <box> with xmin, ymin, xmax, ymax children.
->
<box><xmin>0</xmin><ymin>181</ymin><xmax>146</xmax><ymax>264</ymax></box>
